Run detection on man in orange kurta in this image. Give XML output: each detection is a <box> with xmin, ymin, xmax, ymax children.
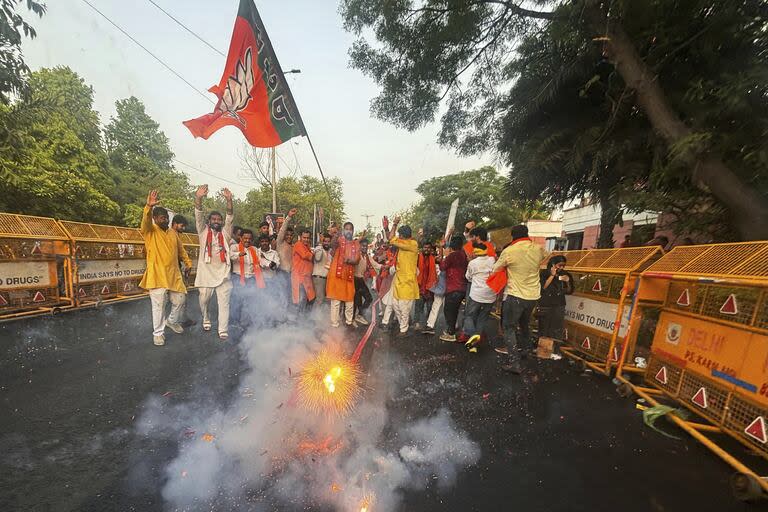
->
<box><xmin>326</xmin><ymin>222</ymin><xmax>360</xmax><ymax>327</ymax></box>
<box><xmin>291</xmin><ymin>228</ymin><xmax>316</xmax><ymax>310</ymax></box>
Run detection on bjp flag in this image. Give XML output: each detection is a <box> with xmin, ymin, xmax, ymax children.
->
<box><xmin>183</xmin><ymin>0</ymin><xmax>306</xmax><ymax>147</ymax></box>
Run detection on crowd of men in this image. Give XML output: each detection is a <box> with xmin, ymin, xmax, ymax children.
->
<box><xmin>139</xmin><ymin>186</ymin><xmax>577</xmax><ymax>375</ymax></box>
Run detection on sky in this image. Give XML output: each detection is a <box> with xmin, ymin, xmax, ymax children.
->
<box><xmin>22</xmin><ymin>0</ymin><xmax>489</xmax><ymax>230</ymax></box>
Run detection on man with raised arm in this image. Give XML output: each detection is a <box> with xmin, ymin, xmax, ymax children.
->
<box><xmin>193</xmin><ymin>184</ymin><xmax>235</xmax><ymax>340</ymax></box>
<box><xmin>139</xmin><ymin>190</ymin><xmax>192</xmax><ymax>346</ymax></box>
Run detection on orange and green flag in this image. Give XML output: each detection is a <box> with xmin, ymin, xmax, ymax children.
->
<box><xmin>183</xmin><ymin>0</ymin><xmax>306</xmax><ymax>147</ymax></box>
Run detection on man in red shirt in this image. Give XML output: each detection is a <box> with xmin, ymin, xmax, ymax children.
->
<box><xmin>439</xmin><ymin>235</ymin><xmax>469</xmax><ymax>342</ymax></box>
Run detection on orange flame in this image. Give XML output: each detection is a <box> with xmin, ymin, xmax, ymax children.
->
<box><xmin>296</xmin><ymin>435</ymin><xmax>343</xmax><ymax>456</ymax></box>
<box><xmin>201</xmin><ymin>433</ymin><xmax>215</xmax><ymax>442</ymax></box>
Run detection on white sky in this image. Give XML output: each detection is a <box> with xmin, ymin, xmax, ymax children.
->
<box><xmin>22</xmin><ymin>0</ymin><xmax>489</xmax><ymax>229</ymax></box>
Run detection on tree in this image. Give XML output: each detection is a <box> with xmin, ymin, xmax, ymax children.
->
<box><xmin>0</xmin><ymin>67</ymin><xmax>120</xmax><ymax>222</ymax></box>
<box><xmin>0</xmin><ymin>0</ymin><xmax>46</xmax><ymax>104</ymax></box>
<box><xmin>402</xmin><ymin>166</ymin><xmax>550</xmax><ymax>242</ymax></box>
<box><xmin>341</xmin><ymin>0</ymin><xmax>768</xmax><ymax>239</ymax></box>
<box><xmin>239</xmin><ymin>175</ymin><xmax>345</xmax><ymax>232</ymax></box>
<box><xmin>104</xmin><ymin>96</ymin><xmax>191</xmax><ymax>226</ymax></box>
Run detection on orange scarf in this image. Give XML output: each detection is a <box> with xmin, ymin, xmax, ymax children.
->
<box><xmin>334</xmin><ymin>237</ymin><xmax>358</xmax><ymax>282</ymax></box>
<box><xmin>417</xmin><ymin>253</ymin><xmax>437</xmax><ymax>294</ymax></box>
<box><xmin>238</xmin><ymin>242</ymin><xmax>265</xmax><ymax>288</ymax></box>
<box><xmin>205</xmin><ymin>228</ymin><xmax>227</xmax><ymax>263</ymax></box>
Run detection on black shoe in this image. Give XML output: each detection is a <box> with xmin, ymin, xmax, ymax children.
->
<box><xmin>501</xmin><ymin>363</ymin><xmax>522</xmax><ymax>374</ymax></box>
<box><xmin>421</xmin><ymin>327</ymin><xmax>435</xmax><ymax>335</ymax></box>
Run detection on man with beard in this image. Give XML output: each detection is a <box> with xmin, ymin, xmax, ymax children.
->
<box><xmin>387</xmin><ymin>217</ymin><xmax>420</xmax><ymax>337</ymax></box>
<box><xmin>194</xmin><ymin>184</ymin><xmax>235</xmax><ymax>340</ymax></box>
<box><xmin>139</xmin><ymin>190</ymin><xmax>192</xmax><ymax>346</ymax></box>
<box><xmin>312</xmin><ymin>232</ymin><xmax>332</xmax><ymax>305</ymax></box>
<box><xmin>414</xmin><ymin>241</ymin><xmax>438</xmax><ymax>331</ymax></box>
<box><xmin>231</xmin><ymin>229</ymin><xmax>266</xmax><ymax>327</ymax></box>
<box><xmin>292</xmin><ymin>228</ymin><xmax>316</xmax><ymax>312</ymax></box>
<box><xmin>326</xmin><ymin>222</ymin><xmax>360</xmax><ymax>328</ymax></box>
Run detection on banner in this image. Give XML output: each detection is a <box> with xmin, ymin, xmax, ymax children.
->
<box><xmin>445</xmin><ymin>198</ymin><xmax>459</xmax><ymax>242</ymax></box>
<box><xmin>564</xmin><ymin>295</ymin><xmax>630</xmax><ymax>338</ymax></box>
<box><xmin>0</xmin><ymin>261</ymin><xmax>53</xmax><ymax>290</ymax></box>
<box><xmin>77</xmin><ymin>259</ymin><xmax>147</xmax><ymax>284</ymax></box>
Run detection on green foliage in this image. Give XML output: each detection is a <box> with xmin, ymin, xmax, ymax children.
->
<box><xmin>0</xmin><ymin>0</ymin><xmax>45</xmax><ymax>104</ymax></box>
<box><xmin>402</xmin><ymin>166</ymin><xmax>550</xmax><ymax>243</ymax></box>
<box><xmin>341</xmin><ymin>0</ymin><xmax>768</xmax><ymax>240</ymax></box>
<box><xmin>0</xmin><ymin>67</ymin><xmax>120</xmax><ymax>222</ymax></box>
<box><xmin>238</xmin><ymin>176</ymin><xmax>345</xmax><ymax>232</ymax></box>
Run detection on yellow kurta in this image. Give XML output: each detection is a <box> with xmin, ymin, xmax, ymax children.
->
<box><xmin>389</xmin><ymin>237</ymin><xmax>419</xmax><ymax>300</ymax></box>
<box><xmin>139</xmin><ymin>206</ymin><xmax>192</xmax><ymax>293</ymax></box>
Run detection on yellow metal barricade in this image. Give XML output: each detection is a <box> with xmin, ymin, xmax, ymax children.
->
<box><xmin>179</xmin><ymin>232</ymin><xmax>199</xmax><ymax>289</ymax></box>
<box><xmin>59</xmin><ymin>221</ymin><xmax>149</xmax><ymax>305</ymax></box>
<box><xmin>0</xmin><ymin>213</ymin><xmax>74</xmax><ymax>318</ymax></box>
<box><xmin>553</xmin><ymin>247</ymin><xmax>663</xmax><ymax>375</ymax></box>
<box><xmin>615</xmin><ymin>241</ymin><xmax>768</xmax><ymax>500</ymax></box>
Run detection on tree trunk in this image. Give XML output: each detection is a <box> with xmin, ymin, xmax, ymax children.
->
<box><xmin>585</xmin><ymin>7</ymin><xmax>768</xmax><ymax>240</ymax></box>
<box><xmin>597</xmin><ymin>192</ymin><xmax>618</xmax><ymax>249</ymax></box>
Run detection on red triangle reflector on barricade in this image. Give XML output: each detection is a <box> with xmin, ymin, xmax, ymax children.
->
<box><xmin>676</xmin><ymin>289</ymin><xmax>690</xmax><ymax>307</ymax></box>
<box><xmin>123</xmin><ymin>282</ymin><xmax>132</xmax><ymax>291</ymax></box>
<box><xmin>32</xmin><ymin>291</ymin><xmax>45</xmax><ymax>303</ymax></box>
<box><xmin>31</xmin><ymin>242</ymin><xmax>42</xmax><ymax>255</ymax></box>
<box><xmin>98</xmin><ymin>246</ymin><xmax>107</xmax><ymax>255</ymax></box>
<box><xmin>78</xmin><ymin>287</ymin><xmax>87</xmax><ymax>297</ymax></box>
<box><xmin>0</xmin><ymin>294</ymin><xmax>8</xmax><ymax>306</ymax></box>
<box><xmin>581</xmin><ymin>337</ymin><xmax>591</xmax><ymax>350</ymax></box>
<box><xmin>720</xmin><ymin>294</ymin><xmax>738</xmax><ymax>315</ymax></box>
<box><xmin>592</xmin><ymin>280</ymin><xmax>602</xmax><ymax>292</ymax></box>
<box><xmin>745</xmin><ymin>416</ymin><xmax>767</xmax><ymax>444</ymax></box>
<box><xmin>101</xmin><ymin>285</ymin><xmax>110</xmax><ymax>295</ymax></box>
<box><xmin>655</xmin><ymin>366</ymin><xmax>668</xmax><ymax>385</ymax></box>
<box><xmin>691</xmin><ymin>387</ymin><xmax>708</xmax><ymax>409</ymax></box>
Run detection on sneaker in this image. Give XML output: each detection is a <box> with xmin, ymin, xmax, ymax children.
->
<box><xmin>422</xmin><ymin>326</ymin><xmax>435</xmax><ymax>335</ymax></box>
<box><xmin>355</xmin><ymin>314</ymin><xmax>370</xmax><ymax>326</ymax></box>
<box><xmin>494</xmin><ymin>347</ymin><xmax>509</xmax><ymax>355</ymax></box>
<box><xmin>166</xmin><ymin>322</ymin><xmax>183</xmax><ymax>334</ymax></box>
<box><xmin>440</xmin><ymin>333</ymin><xmax>457</xmax><ymax>343</ymax></box>
<box><xmin>465</xmin><ymin>334</ymin><xmax>481</xmax><ymax>348</ymax></box>
<box><xmin>501</xmin><ymin>363</ymin><xmax>522</xmax><ymax>374</ymax></box>
<box><xmin>153</xmin><ymin>335</ymin><xmax>165</xmax><ymax>346</ymax></box>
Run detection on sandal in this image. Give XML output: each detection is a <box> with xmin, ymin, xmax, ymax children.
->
<box><xmin>203</xmin><ymin>322</ymin><xmax>212</xmax><ymax>332</ymax></box>
<box><xmin>219</xmin><ymin>332</ymin><xmax>229</xmax><ymax>341</ymax></box>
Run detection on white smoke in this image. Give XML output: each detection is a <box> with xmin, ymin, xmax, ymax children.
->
<box><xmin>135</xmin><ymin>297</ymin><xmax>479</xmax><ymax>511</ymax></box>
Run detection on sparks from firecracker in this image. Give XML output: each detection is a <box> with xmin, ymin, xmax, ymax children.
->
<box><xmin>296</xmin><ymin>346</ymin><xmax>362</xmax><ymax>416</ymax></box>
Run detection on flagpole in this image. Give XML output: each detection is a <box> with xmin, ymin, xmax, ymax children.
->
<box><xmin>271</xmin><ymin>147</ymin><xmax>277</xmax><ymax>213</ymax></box>
<box><xmin>304</xmin><ymin>134</ymin><xmax>335</xmax><ymax>215</ymax></box>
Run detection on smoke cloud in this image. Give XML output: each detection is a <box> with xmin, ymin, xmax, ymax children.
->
<box><xmin>135</xmin><ymin>295</ymin><xmax>479</xmax><ymax>511</ymax></box>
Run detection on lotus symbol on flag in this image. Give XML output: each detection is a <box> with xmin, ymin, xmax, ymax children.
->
<box><xmin>218</xmin><ymin>47</ymin><xmax>254</xmax><ymax>126</ymax></box>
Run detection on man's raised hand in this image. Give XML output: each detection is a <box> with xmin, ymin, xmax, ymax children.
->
<box><xmin>146</xmin><ymin>190</ymin><xmax>160</xmax><ymax>208</ymax></box>
<box><xmin>195</xmin><ymin>184</ymin><xmax>209</xmax><ymax>199</ymax></box>
<box><xmin>288</xmin><ymin>208</ymin><xmax>298</xmax><ymax>218</ymax></box>
<box><xmin>221</xmin><ymin>187</ymin><xmax>233</xmax><ymax>201</ymax></box>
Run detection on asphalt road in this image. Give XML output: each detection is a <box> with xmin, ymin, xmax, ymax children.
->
<box><xmin>0</xmin><ymin>295</ymin><xmax>763</xmax><ymax>511</ymax></box>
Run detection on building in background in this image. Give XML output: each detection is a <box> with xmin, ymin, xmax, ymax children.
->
<box><xmin>560</xmin><ymin>202</ymin><xmax>659</xmax><ymax>250</ymax></box>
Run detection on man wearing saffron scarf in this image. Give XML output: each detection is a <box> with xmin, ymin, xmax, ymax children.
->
<box><xmin>492</xmin><ymin>224</ymin><xmax>548</xmax><ymax>374</ymax></box>
<box><xmin>292</xmin><ymin>228</ymin><xmax>316</xmax><ymax>312</ymax></box>
<box><xmin>353</xmin><ymin>238</ymin><xmax>376</xmax><ymax>326</ymax></box>
<box><xmin>139</xmin><ymin>190</ymin><xmax>192</xmax><ymax>346</ymax></box>
<box><xmin>230</xmin><ymin>229</ymin><xmax>265</xmax><ymax>327</ymax></box>
<box><xmin>388</xmin><ymin>217</ymin><xmax>420</xmax><ymax>337</ymax></box>
<box><xmin>194</xmin><ymin>184</ymin><xmax>235</xmax><ymax>340</ymax></box>
<box><xmin>326</xmin><ymin>221</ymin><xmax>360</xmax><ymax>328</ymax></box>
<box><xmin>414</xmin><ymin>241</ymin><xmax>438</xmax><ymax>331</ymax></box>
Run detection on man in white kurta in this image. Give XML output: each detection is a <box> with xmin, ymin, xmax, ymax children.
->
<box><xmin>193</xmin><ymin>185</ymin><xmax>235</xmax><ymax>340</ymax></box>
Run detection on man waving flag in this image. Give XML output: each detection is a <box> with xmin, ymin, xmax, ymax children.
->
<box><xmin>184</xmin><ymin>0</ymin><xmax>306</xmax><ymax>147</ymax></box>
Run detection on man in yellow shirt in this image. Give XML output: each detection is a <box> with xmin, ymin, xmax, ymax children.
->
<box><xmin>139</xmin><ymin>190</ymin><xmax>192</xmax><ymax>346</ymax></box>
<box><xmin>388</xmin><ymin>217</ymin><xmax>419</xmax><ymax>336</ymax></box>
<box><xmin>492</xmin><ymin>224</ymin><xmax>548</xmax><ymax>373</ymax></box>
